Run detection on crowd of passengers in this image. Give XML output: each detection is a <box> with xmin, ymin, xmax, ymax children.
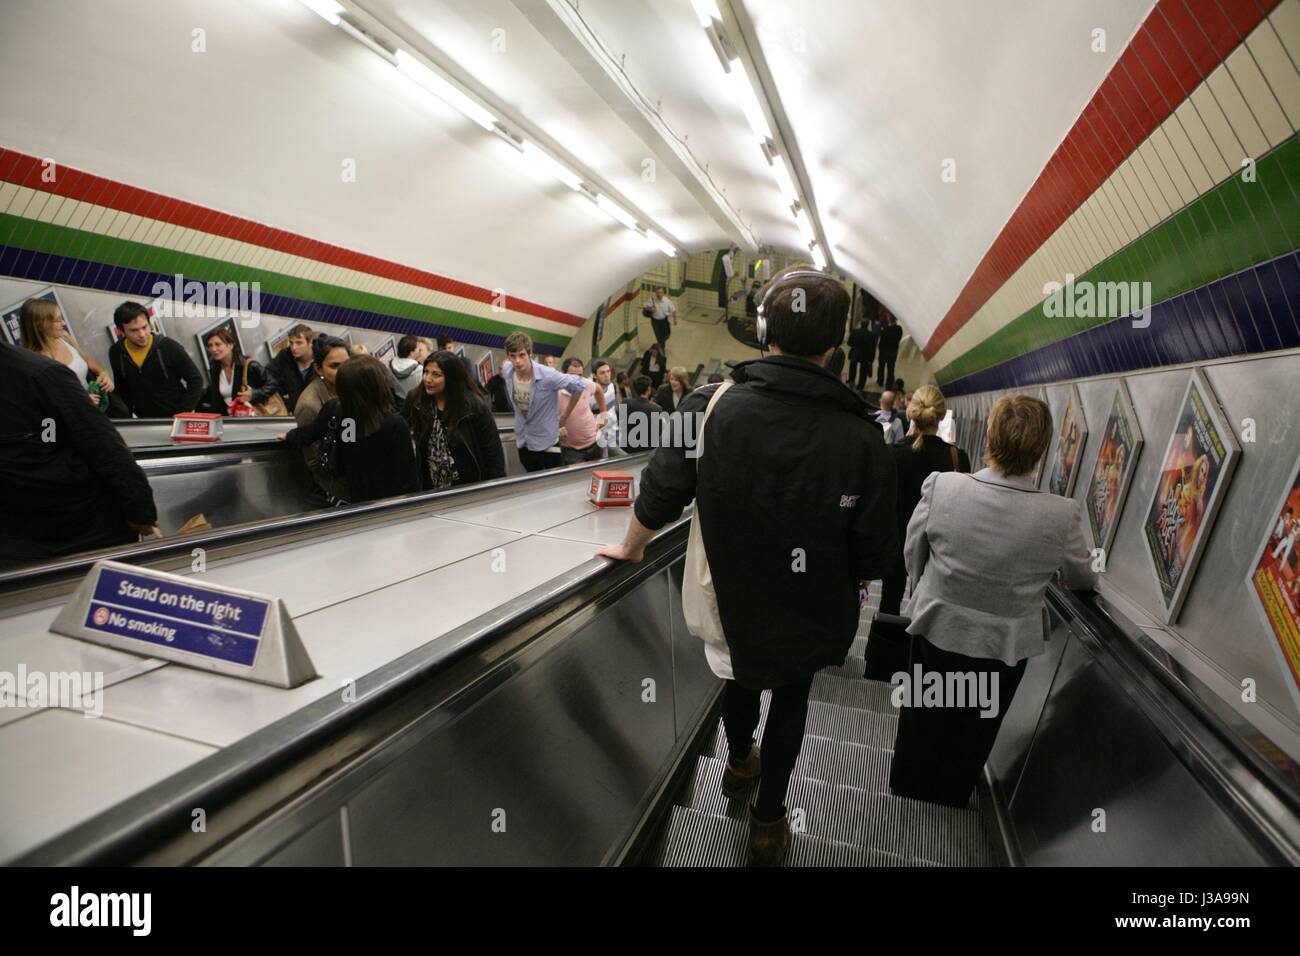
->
<box><xmin>1</xmin><ymin>279</ymin><xmax>1095</xmax><ymax>868</ymax></box>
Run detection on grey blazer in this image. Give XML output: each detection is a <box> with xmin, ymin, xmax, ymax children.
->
<box><xmin>904</xmin><ymin>467</ymin><xmax>1097</xmax><ymax>664</ymax></box>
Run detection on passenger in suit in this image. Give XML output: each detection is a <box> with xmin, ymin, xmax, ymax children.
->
<box><xmin>863</xmin><ymin>385</ymin><xmax>970</xmax><ymax>681</ymax></box>
<box><xmin>889</xmin><ymin>394</ymin><xmax>1097</xmax><ymax>807</ymax></box>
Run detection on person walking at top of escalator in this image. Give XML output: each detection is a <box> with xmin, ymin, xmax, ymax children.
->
<box><xmin>198</xmin><ymin>326</ymin><xmax>280</xmax><ymax>415</ymax></box>
<box><xmin>0</xmin><ymin>340</ymin><xmax>159</xmax><ymax>568</ymax></box>
<box><xmin>501</xmin><ymin>331</ymin><xmax>596</xmax><ymax>473</ymax></box>
<box><xmin>888</xmin><ymin>395</ymin><xmax>1096</xmax><ymax>809</ymax></box>
<box><xmin>644</xmin><ymin>286</ymin><xmax>677</xmax><ymax>354</ymax></box>
<box><xmin>863</xmin><ymin>385</ymin><xmax>970</xmax><ymax>682</ymax></box>
<box><xmin>598</xmin><ymin>265</ymin><xmax>898</xmax><ymax>866</ymax></box>
<box><xmin>18</xmin><ymin>297</ymin><xmax>116</xmax><ymax>413</ymax></box>
<box><xmin>641</xmin><ymin>342</ymin><xmax>667</xmax><ymax>392</ymax></box>
<box><xmin>283</xmin><ymin>355</ymin><xmax>418</xmax><ymax>503</ymax></box>
<box><xmin>107</xmin><ymin>301</ymin><xmax>204</xmax><ymax>418</ymax></box>
<box><xmin>875</xmin><ymin>308</ymin><xmax>902</xmax><ymax>388</ymax></box>
<box><xmin>295</xmin><ymin>335</ymin><xmax>351</xmax><ymax>503</ymax></box>
<box><xmin>403</xmin><ymin>349</ymin><xmax>505</xmax><ymax>491</ymax></box>
<box><xmin>653</xmin><ymin>366</ymin><xmax>693</xmax><ymax>413</ymax></box>
<box><xmin>847</xmin><ymin>314</ymin><xmax>878</xmax><ymax>393</ymax></box>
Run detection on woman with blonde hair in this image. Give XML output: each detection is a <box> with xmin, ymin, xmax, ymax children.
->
<box><xmin>19</xmin><ymin>298</ymin><xmax>114</xmax><ymax>408</ymax></box>
<box><xmin>864</xmin><ymin>384</ymin><xmax>970</xmax><ymax>680</ymax></box>
<box><xmin>889</xmin><ymin>394</ymin><xmax>1096</xmax><ymax>807</ymax></box>
<box><xmin>652</xmin><ymin>365</ymin><xmax>693</xmax><ymax>413</ymax></box>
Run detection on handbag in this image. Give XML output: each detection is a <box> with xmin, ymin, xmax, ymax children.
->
<box><xmin>680</xmin><ymin>382</ymin><xmax>734</xmax><ymax>678</ymax></box>
<box><xmin>242</xmin><ymin>358</ymin><xmax>290</xmax><ymax>417</ymax></box>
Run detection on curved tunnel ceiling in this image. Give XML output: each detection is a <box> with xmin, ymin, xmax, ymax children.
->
<box><xmin>5</xmin><ymin>0</ymin><xmax>1292</xmax><ymax>375</ymax></box>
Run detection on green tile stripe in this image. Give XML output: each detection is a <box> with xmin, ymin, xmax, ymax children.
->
<box><xmin>600</xmin><ymin>327</ymin><xmax>638</xmax><ymax>358</ymax></box>
<box><xmin>0</xmin><ymin>213</ymin><xmax>571</xmax><ymax>347</ymax></box>
<box><xmin>937</xmin><ymin>133</ymin><xmax>1300</xmax><ymax>384</ymax></box>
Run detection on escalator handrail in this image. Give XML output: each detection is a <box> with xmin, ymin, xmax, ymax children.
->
<box><xmin>1046</xmin><ymin>583</ymin><xmax>1300</xmax><ymax>865</ymax></box>
<box><xmin>0</xmin><ymin>453</ymin><xmax>648</xmax><ymax>593</ymax></box>
<box><xmin>9</xmin><ymin>512</ymin><xmax>692</xmax><ymax>866</ymax></box>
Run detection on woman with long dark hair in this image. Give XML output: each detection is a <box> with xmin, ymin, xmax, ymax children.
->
<box><xmin>283</xmin><ymin>355</ymin><xmax>418</xmax><ymax>503</ymax></box>
<box><xmin>199</xmin><ymin>326</ymin><xmax>278</xmax><ymax>414</ymax></box>
<box><xmin>403</xmin><ymin>350</ymin><xmax>505</xmax><ymax>490</ymax></box>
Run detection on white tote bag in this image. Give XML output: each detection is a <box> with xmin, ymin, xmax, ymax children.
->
<box><xmin>680</xmin><ymin>382</ymin><xmax>735</xmax><ymax>679</ymax></box>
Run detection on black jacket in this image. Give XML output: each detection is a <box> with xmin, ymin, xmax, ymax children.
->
<box><xmin>877</xmin><ymin>323</ymin><xmax>903</xmax><ymax>357</ymax></box>
<box><xmin>269</xmin><ymin>348</ymin><xmax>317</xmax><ymax>412</ymax></box>
<box><xmin>286</xmin><ymin>399</ymin><xmax>419</xmax><ymax>503</ymax></box>
<box><xmin>402</xmin><ymin>390</ymin><xmax>506</xmax><ymax>489</ymax></box>
<box><xmin>108</xmin><ymin>335</ymin><xmax>204</xmax><ymax>418</ymax></box>
<box><xmin>635</xmin><ymin>354</ymin><xmax>898</xmax><ymax>686</ymax></box>
<box><xmin>848</xmin><ymin>322</ymin><xmax>878</xmax><ymax>361</ymax></box>
<box><xmin>199</xmin><ymin>358</ymin><xmax>279</xmax><ymax>414</ymax></box>
<box><xmin>653</xmin><ymin>383</ymin><xmax>692</xmax><ymax>413</ymax></box>
<box><xmin>0</xmin><ymin>343</ymin><xmax>157</xmax><ymax>567</ymax></box>
<box><xmin>890</xmin><ymin>435</ymin><xmax>970</xmax><ymax>536</ymax></box>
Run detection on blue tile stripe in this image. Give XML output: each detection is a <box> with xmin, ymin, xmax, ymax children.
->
<box><xmin>0</xmin><ymin>245</ymin><xmax>564</xmax><ymax>356</ymax></box>
<box><xmin>941</xmin><ymin>250</ymin><xmax>1300</xmax><ymax>397</ymax></box>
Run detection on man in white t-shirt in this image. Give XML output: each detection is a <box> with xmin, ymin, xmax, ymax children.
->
<box><xmin>645</xmin><ymin>286</ymin><xmax>677</xmax><ymax>354</ymax></box>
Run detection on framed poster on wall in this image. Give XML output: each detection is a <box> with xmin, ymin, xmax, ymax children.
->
<box><xmin>1045</xmin><ymin>385</ymin><xmax>1088</xmax><ymax>497</ymax></box>
<box><xmin>263</xmin><ymin>326</ymin><xmax>293</xmax><ymax>361</ymax></box>
<box><xmin>1</xmin><ymin>287</ymin><xmax>75</xmax><ymax>346</ymax></box>
<box><xmin>477</xmin><ymin>351</ymin><xmax>495</xmax><ymax>387</ymax></box>
<box><xmin>1140</xmin><ymin>369</ymin><xmax>1241</xmax><ymax>624</ymax></box>
<box><xmin>1245</xmin><ymin>450</ymin><xmax>1300</xmax><ymax>706</ymax></box>
<box><xmin>373</xmin><ymin>337</ymin><xmax>397</xmax><ymax>364</ymax></box>
<box><xmin>1085</xmin><ymin>380</ymin><xmax>1144</xmax><ymax>556</ymax></box>
<box><xmin>195</xmin><ymin>316</ymin><xmax>245</xmax><ymax>381</ymax></box>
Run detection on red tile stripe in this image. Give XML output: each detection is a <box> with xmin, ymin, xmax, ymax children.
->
<box><xmin>0</xmin><ymin>147</ymin><xmax>587</xmax><ymax>328</ymax></box>
<box><xmin>923</xmin><ymin>0</ymin><xmax>1279</xmax><ymax>360</ymax></box>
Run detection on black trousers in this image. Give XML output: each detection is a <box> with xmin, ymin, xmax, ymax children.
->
<box><xmin>876</xmin><ymin>352</ymin><xmax>897</xmax><ymax>388</ymax></box>
<box><xmin>517</xmin><ymin>446</ymin><xmax>563</xmax><ymax>472</ymax></box>
<box><xmin>862</xmin><ymin>550</ymin><xmax>909</xmax><ymax>681</ymax></box>
<box><xmin>889</xmin><ymin>635</ymin><xmax>1027</xmax><ymax>808</ymax></box>
<box><xmin>848</xmin><ymin>349</ymin><xmax>875</xmax><ymax>391</ymax></box>
<box><xmin>722</xmin><ymin>674</ymin><xmax>815</xmax><ymax>822</ymax></box>
<box><xmin>650</xmin><ymin>317</ymin><xmax>671</xmax><ymax>353</ymax></box>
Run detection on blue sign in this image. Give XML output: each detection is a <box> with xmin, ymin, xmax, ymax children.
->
<box><xmin>81</xmin><ymin>567</ymin><xmax>269</xmax><ymax>667</ymax></box>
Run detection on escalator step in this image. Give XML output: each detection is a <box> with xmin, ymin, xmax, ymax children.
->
<box><xmin>706</xmin><ymin>692</ymin><xmax>771</xmax><ymax>761</ymax></box>
<box><xmin>856</xmin><ymin>791</ymin><xmax>995</xmax><ymax>866</ymax></box>
<box><xmin>793</xmin><ymin>733</ymin><xmax>893</xmax><ymax>792</ymax></box>
<box><xmin>809</xmin><ymin>673</ymin><xmax>896</xmax><ymax>715</ymax></box>
<box><xmin>805</xmin><ymin>700</ymin><xmax>897</xmax><ymax>748</ymax></box>
<box><xmin>654</xmin><ymin>805</ymin><xmax>747</xmax><ymax>867</ymax></box>
<box><xmin>822</xmin><ymin>656</ymin><xmax>867</xmax><ymax>679</ymax></box>
<box><xmin>680</xmin><ymin>755</ymin><xmax>752</xmax><ymax>818</ymax></box>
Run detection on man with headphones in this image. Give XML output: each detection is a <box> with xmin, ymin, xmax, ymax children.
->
<box><xmin>598</xmin><ymin>265</ymin><xmax>898</xmax><ymax>866</ymax></box>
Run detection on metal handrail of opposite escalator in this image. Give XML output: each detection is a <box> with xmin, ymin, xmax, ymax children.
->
<box><xmin>1045</xmin><ymin>583</ymin><xmax>1300</xmax><ymax>866</ymax></box>
<box><xmin>10</xmin><ymin>512</ymin><xmax>693</xmax><ymax>866</ymax></box>
<box><xmin>0</xmin><ymin>452</ymin><xmax>649</xmax><ymax>596</ymax></box>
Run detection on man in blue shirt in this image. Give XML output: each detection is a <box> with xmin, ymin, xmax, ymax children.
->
<box><xmin>502</xmin><ymin>331</ymin><xmax>596</xmax><ymax>472</ymax></box>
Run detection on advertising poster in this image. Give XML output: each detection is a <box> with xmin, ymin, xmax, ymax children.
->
<box><xmin>1085</xmin><ymin>380</ymin><xmax>1144</xmax><ymax>555</ymax></box>
<box><xmin>1246</xmin><ymin>451</ymin><xmax>1300</xmax><ymax>703</ymax></box>
<box><xmin>263</xmin><ymin>326</ymin><xmax>293</xmax><ymax>360</ymax></box>
<box><xmin>1141</xmin><ymin>370</ymin><xmax>1240</xmax><ymax>623</ymax></box>
<box><xmin>477</xmin><ymin>351</ymin><xmax>495</xmax><ymax>386</ymax></box>
<box><xmin>1</xmin><ymin>287</ymin><xmax>74</xmax><ymax>346</ymax></box>
<box><xmin>1046</xmin><ymin>386</ymin><xmax>1088</xmax><ymax>497</ymax></box>
<box><xmin>373</xmin><ymin>337</ymin><xmax>396</xmax><ymax>364</ymax></box>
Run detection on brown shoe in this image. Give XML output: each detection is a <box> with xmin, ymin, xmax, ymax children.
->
<box><xmin>721</xmin><ymin>745</ymin><xmax>761</xmax><ymax>798</ymax></box>
<box><xmin>747</xmin><ymin>808</ymin><xmax>790</xmax><ymax>866</ymax></box>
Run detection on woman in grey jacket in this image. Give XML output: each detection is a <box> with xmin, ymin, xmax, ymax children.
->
<box><xmin>890</xmin><ymin>394</ymin><xmax>1097</xmax><ymax>807</ymax></box>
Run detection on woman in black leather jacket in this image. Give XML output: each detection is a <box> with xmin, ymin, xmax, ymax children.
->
<box><xmin>403</xmin><ymin>350</ymin><xmax>505</xmax><ymax>490</ymax></box>
<box><xmin>199</xmin><ymin>326</ymin><xmax>279</xmax><ymax>414</ymax></box>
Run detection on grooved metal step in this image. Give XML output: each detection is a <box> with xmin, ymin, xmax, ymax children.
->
<box><xmin>809</xmin><ymin>673</ymin><xmax>897</xmax><ymax>714</ymax></box>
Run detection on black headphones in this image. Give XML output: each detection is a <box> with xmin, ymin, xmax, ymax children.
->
<box><xmin>755</xmin><ymin>270</ymin><xmax>851</xmax><ymax>348</ymax></box>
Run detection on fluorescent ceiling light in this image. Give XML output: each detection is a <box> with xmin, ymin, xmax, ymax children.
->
<box><xmin>394</xmin><ymin>49</ymin><xmax>497</xmax><ymax>131</ymax></box>
<box><xmin>298</xmin><ymin>0</ymin><xmax>344</xmax><ymax>25</ymax></box>
<box><xmin>689</xmin><ymin>0</ymin><xmax>723</xmax><ymax>28</ymax></box>
<box><xmin>520</xmin><ymin>141</ymin><xmax>583</xmax><ymax>191</ymax></box>
<box><xmin>726</xmin><ymin>59</ymin><xmax>772</xmax><ymax>144</ymax></box>
<box><xmin>595</xmin><ymin>194</ymin><xmax>640</xmax><ymax>230</ymax></box>
<box><xmin>770</xmin><ymin>154</ymin><xmax>799</xmax><ymax>205</ymax></box>
<box><xmin>643</xmin><ymin>229</ymin><xmax>677</xmax><ymax>257</ymax></box>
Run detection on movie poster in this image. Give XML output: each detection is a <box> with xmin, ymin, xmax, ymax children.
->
<box><xmin>1246</xmin><ymin>452</ymin><xmax>1300</xmax><ymax>701</ymax></box>
<box><xmin>1141</xmin><ymin>370</ymin><xmax>1240</xmax><ymax>623</ymax></box>
<box><xmin>1046</xmin><ymin>385</ymin><xmax>1088</xmax><ymax>497</ymax></box>
<box><xmin>1085</xmin><ymin>381</ymin><xmax>1144</xmax><ymax>555</ymax></box>
<box><xmin>477</xmin><ymin>351</ymin><xmax>495</xmax><ymax>386</ymax></box>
